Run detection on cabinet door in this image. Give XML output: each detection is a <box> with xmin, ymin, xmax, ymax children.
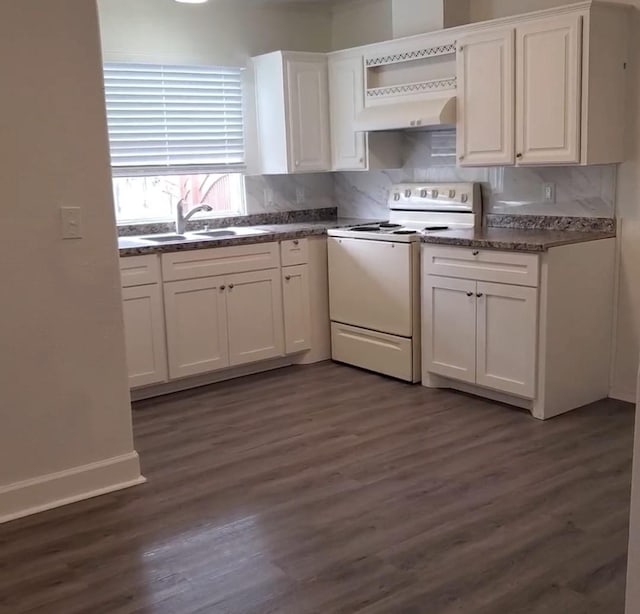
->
<box><xmin>516</xmin><ymin>15</ymin><xmax>582</xmax><ymax>164</ymax></box>
<box><xmin>329</xmin><ymin>55</ymin><xmax>367</xmax><ymax>171</ymax></box>
<box><xmin>422</xmin><ymin>276</ymin><xmax>477</xmax><ymax>384</ymax></box>
<box><xmin>226</xmin><ymin>269</ymin><xmax>285</xmax><ymax>366</ymax></box>
<box><xmin>476</xmin><ymin>282</ymin><xmax>538</xmax><ymax>398</ymax></box>
<box><xmin>122</xmin><ymin>284</ymin><xmax>168</xmax><ymax>388</ymax></box>
<box><xmin>457</xmin><ymin>29</ymin><xmax>515</xmax><ymax>166</ymax></box>
<box><xmin>164</xmin><ymin>277</ymin><xmax>229</xmax><ymax>379</ymax></box>
<box><xmin>282</xmin><ymin>265</ymin><xmax>312</xmax><ymax>354</ymax></box>
<box><xmin>286</xmin><ymin>56</ymin><xmax>331</xmax><ymax>173</ymax></box>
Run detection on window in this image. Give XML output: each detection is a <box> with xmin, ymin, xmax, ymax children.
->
<box><xmin>103</xmin><ymin>62</ymin><xmax>246</xmax><ymax>223</ymax></box>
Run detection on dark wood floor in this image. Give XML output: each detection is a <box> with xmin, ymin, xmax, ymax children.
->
<box><xmin>0</xmin><ymin>362</ymin><xmax>634</xmax><ymax>614</ymax></box>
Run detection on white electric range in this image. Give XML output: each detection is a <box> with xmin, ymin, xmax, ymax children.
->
<box><xmin>327</xmin><ymin>183</ymin><xmax>482</xmax><ymax>382</ymax></box>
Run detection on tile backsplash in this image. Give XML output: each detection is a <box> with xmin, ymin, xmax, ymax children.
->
<box><xmin>244</xmin><ymin>173</ymin><xmax>335</xmax><ymax>214</ymax></box>
<box><xmin>335</xmin><ymin>130</ymin><xmax>617</xmax><ymax>220</ymax></box>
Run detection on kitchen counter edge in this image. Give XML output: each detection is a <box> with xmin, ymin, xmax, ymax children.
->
<box><xmin>420</xmin><ymin>228</ymin><xmax>616</xmax><ymax>253</ymax></box>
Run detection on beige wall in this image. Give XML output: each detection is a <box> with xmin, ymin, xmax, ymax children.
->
<box><xmin>98</xmin><ymin>0</ymin><xmax>332</xmax><ymax>66</ymax></box>
<box><xmin>0</xmin><ymin>0</ymin><xmax>141</xmax><ymax>522</ymax></box>
<box><xmin>331</xmin><ymin>0</ymin><xmax>393</xmax><ymax>49</ymax></box>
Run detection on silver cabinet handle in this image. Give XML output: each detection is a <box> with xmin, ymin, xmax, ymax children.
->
<box><xmin>472</xmin><ymin>250</ymin><xmax>479</xmax><ymax>256</ymax></box>
<box><xmin>359</xmin><ymin>157</ymin><xmax>364</xmax><ymax>164</ymax></box>
<box><xmin>459</xmin><ymin>155</ymin><xmax>465</xmax><ymax>161</ymax></box>
<box><xmin>285</xmin><ymin>275</ymin><xmax>291</xmax><ymax>281</ymax></box>
<box><xmin>293</xmin><ymin>239</ymin><xmax>299</xmax><ymax>245</ymax></box>
<box><xmin>476</xmin><ymin>293</ymin><xmax>484</xmax><ymax>298</ymax></box>
<box><xmin>295</xmin><ymin>160</ymin><xmax>300</xmax><ymax>167</ymax></box>
<box><xmin>220</xmin><ymin>285</ymin><xmax>226</xmax><ymax>291</ymax></box>
<box><xmin>228</xmin><ymin>284</ymin><xmax>234</xmax><ymax>290</ymax></box>
<box><xmin>466</xmin><ymin>291</ymin><xmax>473</xmax><ymax>297</ymax></box>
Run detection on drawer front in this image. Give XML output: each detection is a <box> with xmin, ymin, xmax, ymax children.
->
<box><xmin>120</xmin><ymin>255</ymin><xmax>161</xmax><ymax>287</ymax></box>
<box><xmin>331</xmin><ymin>322</ymin><xmax>415</xmax><ymax>382</ymax></box>
<box><xmin>162</xmin><ymin>242</ymin><xmax>280</xmax><ymax>282</ymax></box>
<box><xmin>423</xmin><ymin>246</ymin><xmax>539</xmax><ymax>287</ymax></box>
<box><xmin>281</xmin><ymin>238</ymin><xmax>308</xmax><ymax>266</ymax></box>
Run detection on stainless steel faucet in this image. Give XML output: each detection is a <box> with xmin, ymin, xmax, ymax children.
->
<box><xmin>175</xmin><ymin>200</ymin><xmax>214</xmax><ymax>234</ymax></box>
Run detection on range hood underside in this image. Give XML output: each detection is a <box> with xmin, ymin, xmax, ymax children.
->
<box><xmin>355</xmin><ymin>96</ymin><xmax>456</xmax><ymax>132</ymax></box>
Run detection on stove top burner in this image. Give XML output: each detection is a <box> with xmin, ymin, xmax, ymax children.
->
<box><xmin>350</xmin><ymin>226</ymin><xmax>381</xmax><ymax>232</ymax></box>
<box><xmin>379</xmin><ymin>222</ymin><xmax>402</xmax><ymax>229</ymax></box>
<box><xmin>393</xmin><ymin>230</ymin><xmax>418</xmax><ymax>235</ymax></box>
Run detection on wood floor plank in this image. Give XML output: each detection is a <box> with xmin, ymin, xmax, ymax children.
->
<box><xmin>0</xmin><ymin>362</ymin><xmax>634</xmax><ymax>613</ymax></box>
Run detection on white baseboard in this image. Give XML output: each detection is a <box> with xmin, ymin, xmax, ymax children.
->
<box><xmin>0</xmin><ymin>451</ymin><xmax>145</xmax><ymax>525</ymax></box>
<box><xmin>609</xmin><ymin>388</ymin><xmax>637</xmax><ymax>404</ymax></box>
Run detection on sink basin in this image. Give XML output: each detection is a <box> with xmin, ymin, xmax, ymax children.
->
<box><xmin>193</xmin><ymin>230</ymin><xmax>237</xmax><ymax>238</ymax></box>
<box><xmin>139</xmin><ymin>234</ymin><xmax>188</xmax><ymax>243</ymax></box>
<box><xmin>191</xmin><ymin>227</ymin><xmax>270</xmax><ymax>238</ymax></box>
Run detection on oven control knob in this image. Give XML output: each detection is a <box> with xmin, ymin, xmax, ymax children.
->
<box><xmin>461</xmin><ymin>193</ymin><xmax>469</xmax><ymax>203</ymax></box>
<box><xmin>404</xmin><ymin>189</ymin><xmax>412</xmax><ymax>198</ymax></box>
<box><xmin>394</xmin><ymin>193</ymin><xmax>401</xmax><ymax>201</ymax></box>
<box><xmin>420</xmin><ymin>189</ymin><xmax>428</xmax><ymax>198</ymax></box>
<box><xmin>449</xmin><ymin>189</ymin><xmax>456</xmax><ymax>198</ymax></box>
<box><xmin>432</xmin><ymin>190</ymin><xmax>439</xmax><ymax>199</ymax></box>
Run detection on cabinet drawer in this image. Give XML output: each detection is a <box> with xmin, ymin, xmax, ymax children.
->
<box><xmin>423</xmin><ymin>246</ymin><xmax>539</xmax><ymax>287</ymax></box>
<box><xmin>162</xmin><ymin>242</ymin><xmax>280</xmax><ymax>282</ymax></box>
<box><xmin>331</xmin><ymin>322</ymin><xmax>415</xmax><ymax>382</ymax></box>
<box><xmin>281</xmin><ymin>238</ymin><xmax>308</xmax><ymax>266</ymax></box>
<box><xmin>120</xmin><ymin>255</ymin><xmax>161</xmax><ymax>288</ymax></box>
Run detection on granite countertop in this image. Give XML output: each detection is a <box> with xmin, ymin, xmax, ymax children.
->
<box><xmin>421</xmin><ymin>227</ymin><xmax>616</xmax><ymax>252</ymax></box>
<box><xmin>118</xmin><ymin>218</ymin><xmax>375</xmax><ymax>257</ymax></box>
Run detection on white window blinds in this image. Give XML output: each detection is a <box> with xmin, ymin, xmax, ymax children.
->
<box><xmin>103</xmin><ymin>63</ymin><xmax>245</xmax><ymax>176</ymax></box>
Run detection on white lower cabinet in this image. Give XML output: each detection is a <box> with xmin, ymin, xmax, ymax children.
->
<box><xmin>475</xmin><ymin>282</ymin><xmax>538</xmax><ymax>398</ymax></box>
<box><xmin>120</xmin><ymin>239</ymin><xmax>323</xmax><ymax>394</ymax></box>
<box><xmin>121</xmin><ymin>284</ymin><xmax>168</xmax><ymax>388</ymax></box>
<box><xmin>423</xmin><ymin>240</ymin><xmax>616</xmax><ymax>420</ymax></box>
<box><xmin>424</xmin><ymin>276</ymin><xmax>537</xmax><ymax>397</ymax></box>
<box><xmin>164</xmin><ymin>270</ymin><xmax>284</xmax><ymax>378</ymax></box>
<box><xmin>226</xmin><ymin>269</ymin><xmax>285</xmax><ymax>366</ymax></box>
<box><xmin>164</xmin><ymin>277</ymin><xmax>229</xmax><ymax>379</ymax></box>
<box><xmin>282</xmin><ymin>264</ymin><xmax>312</xmax><ymax>354</ymax></box>
<box><xmin>423</xmin><ymin>276</ymin><xmax>477</xmax><ymax>384</ymax></box>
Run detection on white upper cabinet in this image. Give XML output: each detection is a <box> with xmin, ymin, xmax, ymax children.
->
<box><xmin>456</xmin><ymin>3</ymin><xmax>629</xmax><ymax>166</ymax></box>
<box><xmin>252</xmin><ymin>51</ymin><xmax>331</xmax><ymax>174</ymax></box>
<box><xmin>457</xmin><ymin>29</ymin><xmax>515</xmax><ymax>166</ymax></box>
<box><xmin>516</xmin><ymin>14</ymin><xmax>582</xmax><ymax>165</ymax></box>
<box><xmin>327</xmin><ymin>52</ymin><xmax>403</xmax><ymax>172</ymax></box>
<box><xmin>328</xmin><ymin>55</ymin><xmax>367</xmax><ymax>171</ymax></box>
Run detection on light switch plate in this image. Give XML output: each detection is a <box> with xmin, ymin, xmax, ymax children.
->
<box><xmin>61</xmin><ymin>206</ymin><xmax>82</xmax><ymax>239</ymax></box>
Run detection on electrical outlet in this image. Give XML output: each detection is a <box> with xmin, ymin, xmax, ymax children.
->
<box><xmin>60</xmin><ymin>206</ymin><xmax>82</xmax><ymax>239</ymax></box>
<box><xmin>296</xmin><ymin>187</ymin><xmax>305</xmax><ymax>205</ymax></box>
<box><xmin>264</xmin><ymin>188</ymin><xmax>274</xmax><ymax>206</ymax></box>
<box><xmin>543</xmin><ymin>183</ymin><xmax>556</xmax><ymax>204</ymax></box>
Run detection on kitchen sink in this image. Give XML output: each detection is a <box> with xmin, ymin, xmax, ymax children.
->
<box><xmin>192</xmin><ymin>227</ymin><xmax>270</xmax><ymax>238</ymax></box>
<box><xmin>139</xmin><ymin>234</ymin><xmax>188</xmax><ymax>243</ymax></box>
<box><xmin>193</xmin><ymin>230</ymin><xmax>237</xmax><ymax>238</ymax></box>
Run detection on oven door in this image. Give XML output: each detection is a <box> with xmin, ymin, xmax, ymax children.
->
<box><xmin>328</xmin><ymin>237</ymin><xmax>414</xmax><ymax>337</ymax></box>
